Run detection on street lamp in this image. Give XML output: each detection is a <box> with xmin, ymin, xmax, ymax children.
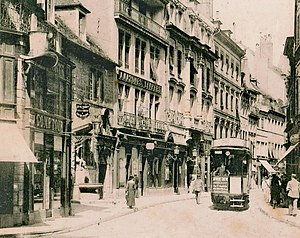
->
<box><xmin>174</xmin><ymin>146</ymin><xmax>179</xmax><ymax>194</ymax></box>
<box><xmin>192</xmin><ymin>148</ymin><xmax>198</xmax><ymax>176</ymax></box>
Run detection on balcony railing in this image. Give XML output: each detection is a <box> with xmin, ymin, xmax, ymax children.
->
<box><xmin>0</xmin><ymin>1</ymin><xmax>32</xmax><ymax>33</ymax></box>
<box><xmin>166</xmin><ymin>109</ymin><xmax>184</xmax><ymax>127</ymax></box>
<box><xmin>114</xmin><ymin>0</ymin><xmax>166</xmax><ymax>39</ymax></box>
<box><xmin>118</xmin><ymin>111</ymin><xmax>167</xmax><ymax>134</ymax></box>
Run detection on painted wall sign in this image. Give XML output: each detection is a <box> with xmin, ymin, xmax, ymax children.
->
<box><xmin>118</xmin><ymin>70</ymin><xmax>162</xmax><ymax>95</ymax></box>
<box><xmin>34</xmin><ymin>113</ymin><xmax>63</xmax><ymax>133</ymax></box>
<box><xmin>76</xmin><ymin>103</ymin><xmax>90</xmax><ymax>119</ymax></box>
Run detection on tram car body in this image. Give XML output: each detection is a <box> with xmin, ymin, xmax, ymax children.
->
<box><xmin>210</xmin><ymin>138</ymin><xmax>252</xmax><ymax>210</ymax></box>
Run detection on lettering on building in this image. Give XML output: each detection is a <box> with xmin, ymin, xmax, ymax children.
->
<box><xmin>118</xmin><ymin>70</ymin><xmax>162</xmax><ymax>95</ymax></box>
<box><xmin>34</xmin><ymin>113</ymin><xmax>63</xmax><ymax>133</ymax></box>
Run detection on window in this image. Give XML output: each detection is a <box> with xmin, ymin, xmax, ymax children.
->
<box><xmin>169</xmin><ymin>45</ymin><xmax>174</xmax><ymax>74</ymax></box>
<box><xmin>220</xmin><ymin>90</ymin><xmax>224</xmax><ymax>109</ymax></box>
<box><xmin>79</xmin><ymin>12</ymin><xmax>86</xmax><ymax>40</ymax></box>
<box><xmin>177</xmin><ymin>89</ymin><xmax>182</xmax><ymax>104</ymax></box>
<box><xmin>149</xmin><ymin>94</ymin><xmax>154</xmax><ymax>118</ymax></box>
<box><xmin>225</xmin><ymin>92</ymin><xmax>229</xmax><ymax>109</ymax></box>
<box><xmin>154</xmin><ymin>96</ymin><xmax>159</xmax><ymax>120</ymax></box>
<box><xmin>150</xmin><ymin>45</ymin><xmax>160</xmax><ymax>81</ymax></box>
<box><xmin>135</xmin><ymin>89</ymin><xmax>140</xmax><ymax>116</ymax></box>
<box><xmin>125</xmin><ymin>33</ymin><xmax>131</xmax><ymax>69</ymax></box>
<box><xmin>220</xmin><ymin>53</ymin><xmax>224</xmax><ymax>70</ymax></box>
<box><xmin>2</xmin><ymin>58</ymin><xmax>14</xmax><ymax>102</ymax></box>
<box><xmin>169</xmin><ymin>86</ymin><xmax>174</xmax><ymax>103</ymax></box>
<box><xmin>214</xmin><ymin>87</ymin><xmax>218</xmax><ymax>104</ymax></box>
<box><xmin>236</xmin><ymin>65</ymin><xmax>240</xmax><ymax>80</ymax></box>
<box><xmin>202</xmin><ymin>66</ymin><xmax>205</xmax><ymax>91</ymax></box>
<box><xmin>190</xmin><ymin>59</ymin><xmax>197</xmax><ymax>86</ymax></box>
<box><xmin>231</xmin><ymin>95</ymin><xmax>234</xmax><ymax>111</ymax></box>
<box><xmin>89</xmin><ymin>69</ymin><xmax>104</xmax><ymax>102</ymax></box>
<box><xmin>178</xmin><ymin>11</ymin><xmax>183</xmax><ymax>25</ymax></box>
<box><xmin>231</xmin><ymin>61</ymin><xmax>234</xmax><ymax>77</ymax></box>
<box><xmin>118</xmin><ymin>30</ymin><xmax>131</xmax><ymax>69</ymax></box>
<box><xmin>215</xmin><ymin>47</ymin><xmax>219</xmax><ymax>66</ymax></box>
<box><xmin>177</xmin><ymin>50</ymin><xmax>182</xmax><ymax>77</ymax></box>
<box><xmin>141</xmin><ymin>41</ymin><xmax>146</xmax><ymax>75</ymax></box>
<box><xmin>225</xmin><ymin>56</ymin><xmax>229</xmax><ymax>74</ymax></box>
<box><xmin>118</xmin><ymin>30</ymin><xmax>124</xmax><ymax>65</ymax></box>
<box><xmin>135</xmin><ymin>38</ymin><xmax>140</xmax><ymax>73</ymax></box>
<box><xmin>206</xmin><ymin>68</ymin><xmax>210</xmax><ymax>92</ymax></box>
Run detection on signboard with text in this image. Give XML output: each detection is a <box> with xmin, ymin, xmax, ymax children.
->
<box><xmin>212</xmin><ymin>176</ymin><xmax>228</xmax><ymax>193</ymax></box>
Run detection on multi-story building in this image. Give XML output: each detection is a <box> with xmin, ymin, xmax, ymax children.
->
<box><xmin>282</xmin><ymin>0</ymin><xmax>300</xmax><ymax>178</ymax></box>
<box><xmin>55</xmin><ymin>0</ymin><xmax>118</xmax><ymax>199</ymax></box>
<box><xmin>213</xmin><ymin>21</ymin><xmax>244</xmax><ymax>141</ymax></box>
<box><xmin>240</xmin><ymin>43</ymin><xmax>286</xmax><ymax>187</ymax></box>
<box><xmin>81</xmin><ymin>0</ymin><xmax>217</xmax><ymax>194</ymax></box>
<box><xmin>165</xmin><ymin>0</ymin><xmax>216</xmax><ymax>191</ymax></box>
<box><xmin>0</xmin><ymin>0</ymin><xmax>73</xmax><ymax>227</ymax></box>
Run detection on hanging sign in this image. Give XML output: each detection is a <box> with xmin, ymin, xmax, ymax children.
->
<box><xmin>76</xmin><ymin>103</ymin><xmax>90</xmax><ymax>119</ymax></box>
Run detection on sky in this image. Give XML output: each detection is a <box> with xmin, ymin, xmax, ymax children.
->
<box><xmin>213</xmin><ymin>0</ymin><xmax>294</xmax><ymax>65</ymax></box>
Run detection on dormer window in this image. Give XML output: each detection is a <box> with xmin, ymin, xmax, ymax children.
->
<box><xmin>37</xmin><ymin>0</ymin><xmax>55</xmax><ymax>24</ymax></box>
<box><xmin>79</xmin><ymin>12</ymin><xmax>86</xmax><ymax>40</ymax></box>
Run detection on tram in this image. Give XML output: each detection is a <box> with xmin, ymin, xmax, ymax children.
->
<box><xmin>210</xmin><ymin>138</ymin><xmax>252</xmax><ymax>210</ymax></box>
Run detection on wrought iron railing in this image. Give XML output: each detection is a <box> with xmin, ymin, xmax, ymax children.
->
<box><xmin>166</xmin><ymin>109</ymin><xmax>184</xmax><ymax>127</ymax></box>
<box><xmin>0</xmin><ymin>0</ymin><xmax>32</xmax><ymax>33</ymax></box>
<box><xmin>118</xmin><ymin>111</ymin><xmax>167</xmax><ymax>134</ymax></box>
<box><xmin>114</xmin><ymin>0</ymin><xmax>166</xmax><ymax>39</ymax></box>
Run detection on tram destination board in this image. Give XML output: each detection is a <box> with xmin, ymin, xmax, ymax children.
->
<box><xmin>212</xmin><ymin>176</ymin><xmax>228</xmax><ymax>192</ymax></box>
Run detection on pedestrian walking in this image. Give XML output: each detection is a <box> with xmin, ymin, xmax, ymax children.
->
<box><xmin>286</xmin><ymin>174</ymin><xmax>300</xmax><ymax>216</ymax></box>
<box><xmin>270</xmin><ymin>173</ymin><xmax>281</xmax><ymax>209</ymax></box>
<box><xmin>125</xmin><ymin>175</ymin><xmax>136</xmax><ymax>209</ymax></box>
<box><xmin>280</xmin><ymin>173</ymin><xmax>289</xmax><ymax>207</ymax></box>
<box><xmin>192</xmin><ymin>175</ymin><xmax>204</xmax><ymax>204</ymax></box>
<box><xmin>134</xmin><ymin>174</ymin><xmax>139</xmax><ymax>198</ymax></box>
<box><xmin>262</xmin><ymin>176</ymin><xmax>271</xmax><ymax>203</ymax></box>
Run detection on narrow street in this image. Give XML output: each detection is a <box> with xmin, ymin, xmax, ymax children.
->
<box><xmin>56</xmin><ymin>193</ymin><xmax>300</xmax><ymax>238</ymax></box>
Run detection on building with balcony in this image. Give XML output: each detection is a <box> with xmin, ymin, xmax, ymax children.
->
<box><xmin>240</xmin><ymin>44</ymin><xmax>286</xmax><ymax>187</ymax></box>
<box><xmin>213</xmin><ymin>21</ymin><xmax>244</xmax><ymax>142</ymax></box>
<box><xmin>81</xmin><ymin>0</ymin><xmax>170</xmax><ymax>194</ymax></box>
<box><xmin>165</xmin><ymin>0</ymin><xmax>216</xmax><ymax>191</ymax></box>
<box><xmin>80</xmin><ymin>0</ymin><xmax>218</xmax><ymax>193</ymax></box>
<box><xmin>0</xmin><ymin>0</ymin><xmax>73</xmax><ymax>227</ymax></box>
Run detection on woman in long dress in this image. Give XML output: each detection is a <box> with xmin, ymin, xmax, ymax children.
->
<box><xmin>126</xmin><ymin>175</ymin><xmax>136</xmax><ymax>209</ymax></box>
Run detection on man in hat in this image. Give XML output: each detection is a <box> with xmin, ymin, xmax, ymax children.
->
<box><xmin>286</xmin><ymin>174</ymin><xmax>300</xmax><ymax>216</ymax></box>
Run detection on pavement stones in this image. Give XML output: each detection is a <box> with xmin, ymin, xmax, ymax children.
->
<box><xmin>0</xmin><ymin>189</ymin><xmax>299</xmax><ymax>237</ymax></box>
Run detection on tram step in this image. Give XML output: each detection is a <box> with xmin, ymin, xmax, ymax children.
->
<box><xmin>230</xmin><ymin>204</ymin><xmax>244</xmax><ymax>208</ymax></box>
<box><xmin>230</xmin><ymin>199</ymin><xmax>245</xmax><ymax>202</ymax></box>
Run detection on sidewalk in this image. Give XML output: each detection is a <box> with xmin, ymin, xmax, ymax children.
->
<box><xmin>250</xmin><ymin>188</ymin><xmax>300</xmax><ymax>228</ymax></box>
<box><xmin>0</xmin><ymin>188</ymin><xmax>196</xmax><ymax>238</ymax></box>
<box><xmin>1</xmin><ymin>188</ymin><xmax>299</xmax><ymax>237</ymax></box>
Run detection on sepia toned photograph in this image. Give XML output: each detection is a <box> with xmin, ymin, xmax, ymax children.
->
<box><xmin>0</xmin><ymin>0</ymin><xmax>299</xmax><ymax>237</ymax></box>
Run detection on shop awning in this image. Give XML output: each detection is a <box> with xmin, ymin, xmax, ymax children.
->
<box><xmin>275</xmin><ymin>143</ymin><xmax>299</xmax><ymax>166</ymax></box>
<box><xmin>0</xmin><ymin>123</ymin><xmax>38</xmax><ymax>163</ymax></box>
<box><xmin>259</xmin><ymin>160</ymin><xmax>276</xmax><ymax>173</ymax></box>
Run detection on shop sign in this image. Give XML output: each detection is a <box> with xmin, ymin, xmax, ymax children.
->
<box><xmin>76</xmin><ymin>103</ymin><xmax>90</xmax><ymax>119</ymax></box>
<box><xmin>34</xmin><ymin>113</ymin><xmax>63</xmax><ymax>133</ymax></box>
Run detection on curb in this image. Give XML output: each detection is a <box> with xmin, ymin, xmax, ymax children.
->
<box><xmin>257</xmin><ymin>206</ymin><xmax>300</xmax><ymax>228</ymax></box>
<box><xmin>52</xmin><ymin>195</ymin><xmax>195</xmax><ymax>236</ymax></box>
<box><xmin>8</xmin><ymin>194</ymin><xmax>196</xmax><ymax>237</ymax></box>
